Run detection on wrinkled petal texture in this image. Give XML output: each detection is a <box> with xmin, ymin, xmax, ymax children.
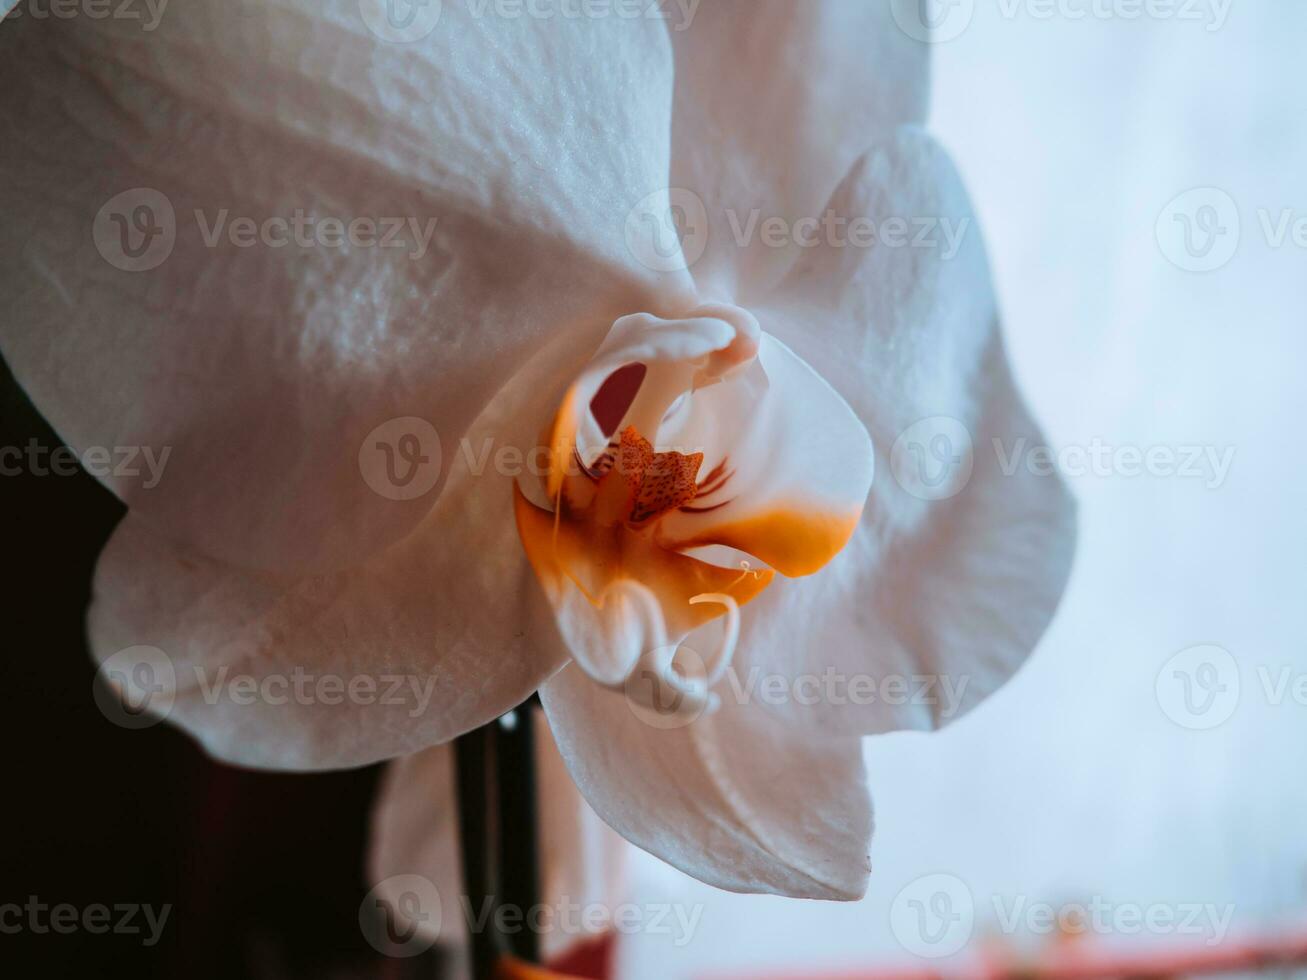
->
<box><xmin>88</xmin><ymin>355</ymin><xmax>576</xmax><ymax>769</ymax></box>
<box><xmin>670</xmin><ymin>0</ymin><xmax>929</xmax><ymax>298</ymax></box>
<box><xmin>0</xmin><ymin>0</ymin><xmax>680</xmax><ymax>572</ymax></box>
<box><xmin>747</xmin><ymin>126</ymin><xmax>1078</xmax><ymax>735</ymax></box>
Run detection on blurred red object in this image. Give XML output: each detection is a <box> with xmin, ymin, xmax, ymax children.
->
<box><xmin>728</xmin><ymin>921</ymin><xmax>1307</xmax><ymax>980</ymax></box>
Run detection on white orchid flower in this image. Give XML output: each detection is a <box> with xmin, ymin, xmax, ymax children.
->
<box><xmin>0</xmin><ymin>0</ymin><xmax>1074</xmax><ymax>905</ymax></box>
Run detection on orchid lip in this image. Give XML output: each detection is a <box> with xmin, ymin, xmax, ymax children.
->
<box><xmin>517</xmin><ymin>303</ymin><xmax>871</xmax><ymax>703</ymax></box>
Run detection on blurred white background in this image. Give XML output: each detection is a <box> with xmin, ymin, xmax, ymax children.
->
<box><xmin>619</xmin><ymin>4</ymin><xmax>1307</xmax><ymax>976</ymax></box>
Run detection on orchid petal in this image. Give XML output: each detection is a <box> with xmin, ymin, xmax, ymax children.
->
<box><xmin>540</xmin><ymin>662</ymin><xmax>872</xmax><ymax>900</ymax></box>
<box><xmin>654</xmin><ymin>332</ymin><xmax>875</xmax><ymax>578</ymax></box>
<box><xmin>670</xmin><ymin>0</ymin><xmax>930</xmax><ymax>297</ymax></box>
<box><xmin>739</xmin><ymin>127</ymin><xmax>1077</xmax><ymax>736</ymax></box>
<box><xmin>0</xmin><ymin>2</ymin><xmax>680</xmax><ymax>572</ymax></box>
<box><xmin>86</xmin><ymin>351</ymin><xmax>578</xmax><ymax>769</ymax></box>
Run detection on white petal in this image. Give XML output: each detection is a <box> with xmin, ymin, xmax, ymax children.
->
<box><xmin>87</xmin><ymin>349</ymin><xmax>577</xmax><ymax>769</ymax></box>
<box><xmin>670</xmin><ymin>0</ymin><xmax>930</xmax><ymax>297</ymax></box>
<box><xmin>738</xmin><ymin>127</ymin><xmax>1076</xmax><ymax>735</ymax></box>
<box><xmin>0</xmin><ymin>2</ymin><xmax>681</xmax><ymax>571</ymax></box>
<box><xmin>655</xmin><ymin>333</ymin><xmax>875</xmax><ymax>578</ymax></box>
<box><xmin>735</xmin><ymin>345</ymin><xmax>1076</xmax><ymax>736</ymax></box>
<box><xmin>367</xmin><ymin>712</ymin><xmax>629</xmax><ymax>967</ymax></box>
<box><xmin>540</xmin><ymin>663</ymin><xmax>872</xmax><ymax>901</ymax></box>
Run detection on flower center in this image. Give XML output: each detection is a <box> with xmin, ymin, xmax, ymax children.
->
<box><xmin>514</xmin><ymin>299</ymin><xmax>874</xmax><ymax>716</ymax></box>
<box><xmin>513</xmin><ymin>305</ymin><xmax>778</xmax><ymax>713</ymax></box>
<box><xmin>589</xmin><ymin>425</ymin><xmax>704</xmax><ymax>527</ymax></box>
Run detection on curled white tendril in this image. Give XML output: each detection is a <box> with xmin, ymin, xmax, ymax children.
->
<box><xmin>574</xmin><ymin>578</ymin><xmax>667</xmax><ymax>688</ymax></box>
<box><xmin>597</xmin><ymin>588</ymin><xmax>740</xmax><ymax>723</ymax></box>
